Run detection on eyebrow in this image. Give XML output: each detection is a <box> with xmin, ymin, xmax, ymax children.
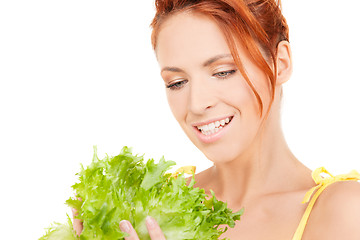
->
<box><xmin>161</xmin><ymin>53</ymin><xmax>233</xmax><ymax>74</ymax></box>
<box><xmin>202</xmin><ymin>53</ymin><xmax>232</xmax><ymax>67</ymax></box>
<box><xmin>161</xmin><ymin>66</ymin><xmax>184</xmax><ymax>74</ymax></box>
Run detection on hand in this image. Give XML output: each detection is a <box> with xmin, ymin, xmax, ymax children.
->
<box><xmin>119</xmin><ymin>216</ymin><xmax>166</xmax><ymax>240</ymax></box>
<box><xmin>72</xmin><ymin>208</ymin><xmax>166</xmax><ymax>240</ymax></box>
<box><xmin>71</xmin><ymin>207</ymin><xmax>83</xmax><ymax>237</ymax></box>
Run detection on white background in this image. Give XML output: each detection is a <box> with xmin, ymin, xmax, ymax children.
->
<box><xmin>0</xmin><ymin>0</ymin><xmax>359</xmax><ymax>239</ymax></box>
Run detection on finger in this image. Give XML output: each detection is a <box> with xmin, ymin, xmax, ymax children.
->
<box><xmin>71</xmin><ymin>208</ymin><xmax>83</xmax><ymax>236</ymax></box>
<box><xmin>146</xmin><ymin>216</ymin><xmax>166</xmax><ymax>240</ymax></box>
<box><xmin>119</xmin><ymin>220</ymin><xmax>140</xmax><ymax>240</ymax></box>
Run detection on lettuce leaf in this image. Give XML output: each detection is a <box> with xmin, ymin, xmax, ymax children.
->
<box><xmin>40</xmin><ymin>147</ymin><xmax>243</xmax><ymax>239</ymax></box>
<box><xmin>39</xmin><ymin>215</ymin><xmax>77</xmax><ymax>240</ymax></box>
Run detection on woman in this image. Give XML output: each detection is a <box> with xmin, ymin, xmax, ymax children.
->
<box><xmin>74</xmin><ymin>0</ymin><xmax>360</xmax><ymax>239</ymax></box>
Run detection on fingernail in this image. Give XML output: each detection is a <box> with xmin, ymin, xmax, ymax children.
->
<box><xmin>119</xmin><ymin>220</ymin><xmax>131</xmax><ymax>233</ymax></box>
<box><xmin>146</xmin><ymin>216</ymin><xmax>156</xmax><ymax>230</ymax></box>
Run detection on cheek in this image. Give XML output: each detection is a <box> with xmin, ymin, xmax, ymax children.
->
<box><xmin>246</xmin><ymin>68</ymin><xmax>273</xmax><ymax>112</ymax></box>
<box><xmin>166</xmin><ymin>90</ymin><xmax>188</xmax><ymax>124</ymax></box>
<box><xmin>216</xmin><ymin>75</ymin><xmax>260</xmax><ymax>114</ymax></box>
<box><xmin>222</xmin><ymin>69</ymin><xmax>272</xmax><ymax>119</ymax></box>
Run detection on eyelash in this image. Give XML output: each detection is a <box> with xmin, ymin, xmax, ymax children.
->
<box><xmin>166</xmin><ymin>80</ymin><xmax>188</xmax><ymax>90</ymax></box>
<box><xmin>166</xmin><ymin>70</ymin><xmax>237</xmax><ymax>90</ymax></box>
<box><xmin>213</xmin><ymin>69</ymin><xmax>237</xmax><ymax>79</ymax></box>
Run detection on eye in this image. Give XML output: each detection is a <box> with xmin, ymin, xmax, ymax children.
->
<box><xmin>166</xmin><ymin>80</ymin><xmax>188</xmax><ymax>90</ymax></box>
<box><xmin>213</xmin><ymin>70</ymin><xmax>237</xmax><ymax>79</ymax></box>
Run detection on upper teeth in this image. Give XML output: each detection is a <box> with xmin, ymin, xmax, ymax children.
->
<box><xmin>196</xmin><ymin>117</ymin><xmax>231</xmax><ymax>132</ymax></box>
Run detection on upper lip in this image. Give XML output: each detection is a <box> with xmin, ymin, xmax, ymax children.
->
<box><xmin>191</xmin><ymin>115</ymin><xmax>234</xmax><ymax>127</ymax></box>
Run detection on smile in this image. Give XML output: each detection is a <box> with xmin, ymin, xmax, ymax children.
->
<box><xmin>195</xmin><ymin>116</ymin><xmax>233</xmax><ymax>136</ymax></box>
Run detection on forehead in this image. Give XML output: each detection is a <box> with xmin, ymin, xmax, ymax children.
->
<box><xmin>156</xmin><ymin>11</ymin><xmax>232</xmax><ymax>67</ymax></box>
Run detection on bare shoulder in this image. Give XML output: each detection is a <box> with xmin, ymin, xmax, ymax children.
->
<box><xmin>319</xmin><ymin>180</ymin><xmax>360</xmax><ymax>215</ymax></box>
<box><xmin>304</xmin><ymin>180</ymin><xmax>360</xmax><ymax>239</ymax></box>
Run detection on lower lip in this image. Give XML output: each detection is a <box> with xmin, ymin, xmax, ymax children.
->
<box><xmin>193</xmin><ymin>118</ymin><xmax>233</xmax><ymax>144</ymax></box>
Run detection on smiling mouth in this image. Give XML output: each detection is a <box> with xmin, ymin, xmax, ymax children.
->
<box><xmin>195</xmin><ymin>116</ymin><xmax>233</xmax><ymax>136</ymax></box>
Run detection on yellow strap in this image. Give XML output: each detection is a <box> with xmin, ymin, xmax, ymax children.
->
<box><xmin>292</xmin><ymin>167</ymin><xmax>360</xmax><ymax>240</ymax></box>
<box><xmin>170</xmin><ymin>166</ymin><xmax>196</xmax><ymax>178</ymax></box>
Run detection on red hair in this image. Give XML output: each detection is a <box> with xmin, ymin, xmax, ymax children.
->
<box><xmin>150</xmin><ymin>0</ymin><xmax>289</xmax><ymax>118</ymax></box>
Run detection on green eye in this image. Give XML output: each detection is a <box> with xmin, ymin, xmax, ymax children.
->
<box><xmin>217</xmin><ymin>72</ymin><xmax>229</xmax><ymax>77</ymax></box>
<box><xmin>214</xmin><ymin>70</ymin><xmax>236</xmax><ymax>78</ymax></box>
<box><xmin>166</xmin><ymin>80</ymin><xmax>188</xmax><ymax>90</ymax></box>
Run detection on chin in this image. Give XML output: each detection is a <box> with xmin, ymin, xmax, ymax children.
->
<box><xmin>197</xmin><ymin>141</ymin><xmax>247</xmax><ymax>165</ymax></box>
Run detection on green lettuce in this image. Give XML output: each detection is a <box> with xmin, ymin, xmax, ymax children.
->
<box><xmin>40</xmin><ymin>147</ymin><xmax>243</xmax><ymax>239</ymax></box>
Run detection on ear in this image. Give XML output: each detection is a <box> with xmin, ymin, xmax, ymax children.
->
<box><xmin>276</xmin><ymin>41</ymin><xmax>292</xmax><ymax>85</ymax></box>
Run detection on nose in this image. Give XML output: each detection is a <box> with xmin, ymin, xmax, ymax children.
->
<box><xmin>188</xmin><ymin>77</ymin><xmax>216</xmax><ymax>115</ymax></box>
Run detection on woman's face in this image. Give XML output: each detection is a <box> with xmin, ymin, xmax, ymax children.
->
<box><xmin>156</xmin><ymin>11</ymin><xmax>272</xmax><ymax>163</ymax></box>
